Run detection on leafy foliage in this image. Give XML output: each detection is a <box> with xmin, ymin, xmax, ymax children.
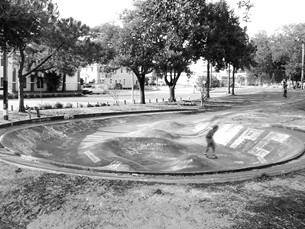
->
<box><xmin>249</xmin><ymin>23</ymin><xmax>305</xmax><ymax>84</ymax></box>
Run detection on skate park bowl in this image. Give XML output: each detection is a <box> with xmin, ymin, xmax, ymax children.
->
<box><xmin>0</xmin><ymin>110</ymin><xmax>305</xmax><ymax>184</ymax></box>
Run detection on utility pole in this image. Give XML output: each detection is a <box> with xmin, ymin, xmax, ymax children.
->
<box><xmin>301</xmin><ymin>43</ymin><xmax>304</xmax><ymax>89</ymax></box>
<box><xmin>3</xmin><ymin>49</ymin><xmax>8</xmax><ymax>120</ymax></box>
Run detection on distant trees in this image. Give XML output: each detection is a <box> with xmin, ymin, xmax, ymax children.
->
<box><xmin>249</xmin><ymin>23</ymin><xmax>305</xmax><ymax>86</ymax></box>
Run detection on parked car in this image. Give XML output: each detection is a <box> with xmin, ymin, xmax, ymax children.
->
<box><xmin>81</xmin><ymin>84</ymin><xmax>107</xmax><ymax>95</ymax></box>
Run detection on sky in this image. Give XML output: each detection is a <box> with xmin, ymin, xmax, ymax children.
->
<box><xmin>53</xmin><ymin>0</ymin><xmax>305</xmax><ymax>37</ymax></box>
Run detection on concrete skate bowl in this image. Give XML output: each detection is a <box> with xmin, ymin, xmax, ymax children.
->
<box><xmin>0</xmin><ymin>110</ymin><xmax>305</xmax><ymax>184</ymax></box>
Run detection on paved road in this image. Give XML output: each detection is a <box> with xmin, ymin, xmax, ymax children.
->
<box><xmin>2</xmin><ymin>86</ymin><xmax>232</xmax><ymax>110</ymax></box>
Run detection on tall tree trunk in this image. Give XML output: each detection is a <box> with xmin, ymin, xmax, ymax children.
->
<box><xmin>18</xmin><ymin>49</ymin><xmax>26</xmax><ymax>112</ymax></box>
<box><xmin>232</xmin><ymin>66</ymin><xmax>235</xmax><ymax>96</ymax></box>
<box><xmin>2</xmin><ymin>49</ymin><xmax>8</xmax><ymax>120</ymax></box>
<box><xmin>62</xmin><ymin>73</ymin><xmax>66</xmax><ymax>92</ymax></box>
<box><xmin>138</xmin><ymin>74</ymin><xmax>146</xmax><ymax>104</ymax></box>
<box><xmin>228</xmin><ymin>65</ymin><xmax>231</xmax><ymax>94</ymax></box>
<box><xmin>169</xmin><ymin>85</ymin><xmax>176</xmax><ymax>102</ymax></box>
<box><xmin>206</xmin><ymin>60</ymin><xmax>210</xmax><ymax>99</ymax></box>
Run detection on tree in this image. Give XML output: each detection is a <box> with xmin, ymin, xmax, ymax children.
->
<box><xmin>1</xmin><ymin>0</ymin><xmax>59</xmax><ymax>111</ymax></box>
<box><xmin>45</xmin><ymin>17</ymin><xmax>92</xmax><ymax>92</ymax></box>
<box><xmin>191</xmin><ymin>1</ymin><xmax>233</xmax><ymax>98</ymax></box>
<box><xmin>271</xmin><ymin>24</ymin><xmax>305</xmax><ymax>83</ymax></box>
<box><xmin>222</xmin><ymin>11</ymin><xmax>256</xmax><ymax>95</ymax></box>
<box><xmin>144</xmin><ymin>0</ymin><xmax>196</xmax><ymax>102</ymax></box>
<box><xmin>116</xmin><ymin>3</ymin><xmax>161</xmax><ymax>104</ymax></box>
<box><xmin>91</xmin><ymin>23</ymin><xmax>125</xmax><ymax>86</ymax></box>
<box><xmin>251</xmin><ymin>31</ymin><xmax>274</xmax><ymax>83</ymax></box>
<box><xmin>1</xmin><ymin>0</ymin><xmax>96</xmax><ymax>110</ymax></box>
<box><xmin>249</xmin><ymin>23</ymin><xmax>305</xmax><ymax>85</ymax></box>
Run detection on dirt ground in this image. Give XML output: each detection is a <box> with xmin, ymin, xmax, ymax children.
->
<box><xmin>1</xmin><ymin>87</ymin><xmax>305</xmax><ymax>229</ymax></box>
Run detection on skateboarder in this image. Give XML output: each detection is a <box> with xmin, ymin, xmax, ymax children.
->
<box><xmin>204</xmin><ymin>125</ymin><xmax>219</xmax><ymax>159</ymax></box>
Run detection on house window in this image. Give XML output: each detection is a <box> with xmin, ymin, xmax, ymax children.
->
<box><xmin>23</xmin><ymin>78</ymin><xmax>27</xmax><ymax>88</ymax></box>
<box><xmin>121</xmin><ymin>68</ymin><xmax>123</xmax><ymax>73</ymax></box>
<box><xmin>0</xmin><ymin>58</ymin><xmax>3</xmax><ymax>66</ymax></box>
<box><xmin>110</xmin><ymin>79</ymin><xmax>112</xmax><ymax>84</ymax></box>
<box><xmin>123</xmin><ymin>79</ymin><xmax>125</xmax><ymax>85</ymax></box>
<box><xmin>37</xmin><ymin>77</ymin><xmax>44</xmax><ymax>88</ymax></box>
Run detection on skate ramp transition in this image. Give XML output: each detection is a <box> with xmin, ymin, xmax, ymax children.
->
<box><xmin>0</xmin><ymin>112</ymin><xmax>304</xmax><ymax>175</ymax></box>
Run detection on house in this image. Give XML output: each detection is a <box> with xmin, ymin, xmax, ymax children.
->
<box><xmin>1</xmin><ymin>52</ymin><xmax>80</xmax><ymax>93</ymax></box>
<box><xmin>80</xmin><ymin>64</ymin><xmax>138</xmax><ymax>89</ymax></box>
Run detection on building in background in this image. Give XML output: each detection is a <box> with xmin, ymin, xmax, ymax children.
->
<box><xmin>80</xmin><ymin>64</ymin><xmax>138</xmax><ymax>89</ymax></box>
<box><xmin>1</xmin><ymin>52</ymin><xmax>79</xmax><ymax>93</ymax></box>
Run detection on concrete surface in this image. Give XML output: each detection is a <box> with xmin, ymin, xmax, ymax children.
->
<box><xmin>1</xmin><ymin>111</ymin><xmax>304</xmax><ymax>180</ymax></box>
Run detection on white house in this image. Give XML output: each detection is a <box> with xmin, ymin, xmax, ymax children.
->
<box><xmin>1</xmin><ymin>52</ymin><xmax>80</xmax><ymax>93</ymax></box>
<box><xmin>80</xmin><ymin>64</ymin><xmax>138</xmax><ymax>89</ymax></box>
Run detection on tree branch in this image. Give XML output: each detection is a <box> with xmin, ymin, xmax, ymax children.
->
<box><xmin>22</xmin><ymin>43</ymin><xmax>63</xmax><ymax>78</ymax></box>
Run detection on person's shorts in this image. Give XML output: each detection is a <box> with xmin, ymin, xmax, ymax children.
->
<box><xmin>206</xmin><ymin>138</ymin><xmax>215</xmax><ymax>149</ymax></box>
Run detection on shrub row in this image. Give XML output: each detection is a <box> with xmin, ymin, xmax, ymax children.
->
<box><xmin>38</xmin><ymin>102</ymin><xmax>110</xmax><ymax>110</ymax></box>
<box><xmin>0</xmin><ymin>92</ymin><xmax>83</xmax><ymax>100</ymax></box>
<box><xmin>24</xmin><ymin>92</ymin><xmax>82</xmax><ymax>98</ymax></box>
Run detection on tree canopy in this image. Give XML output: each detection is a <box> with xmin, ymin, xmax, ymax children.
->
<box><xmin>249</xmin><ymin>23</ymin><xmax>305</xmax><ymax>85</ymax></box>
<box><xmin>1</xmin><ymin>0</ymin><xmax>99</xmax><ymax>111</ymax></box>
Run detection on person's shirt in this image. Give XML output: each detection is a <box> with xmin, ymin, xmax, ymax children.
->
<box><xmin>206</xmin><ymin>129</ymin><xmax>216</xmax><ymax>139</ymax></box>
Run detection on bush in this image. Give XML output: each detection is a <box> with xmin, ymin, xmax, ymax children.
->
<box><xmin>86</xmin><ymin>103</ymin><xmax>94</xmax><ymax>107</ymax></box>
<box><xmin>114</xmin><ymin>83</ymin><xmax>123</xmax><ymax>89</ymax></box>
<box><xmin>39</xmin><ymin>103</ymin><xmax>52</xmax><ymax>110</ymax></box>
<box><xmin>65</xmin><ymin>103</ymin><xmax>73</xmax><ymax>108</ymax></box>
<box><xmin>53</xmin><ymin>102</ymin><xmax>63</xmax><ymax>109</ymax></box>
